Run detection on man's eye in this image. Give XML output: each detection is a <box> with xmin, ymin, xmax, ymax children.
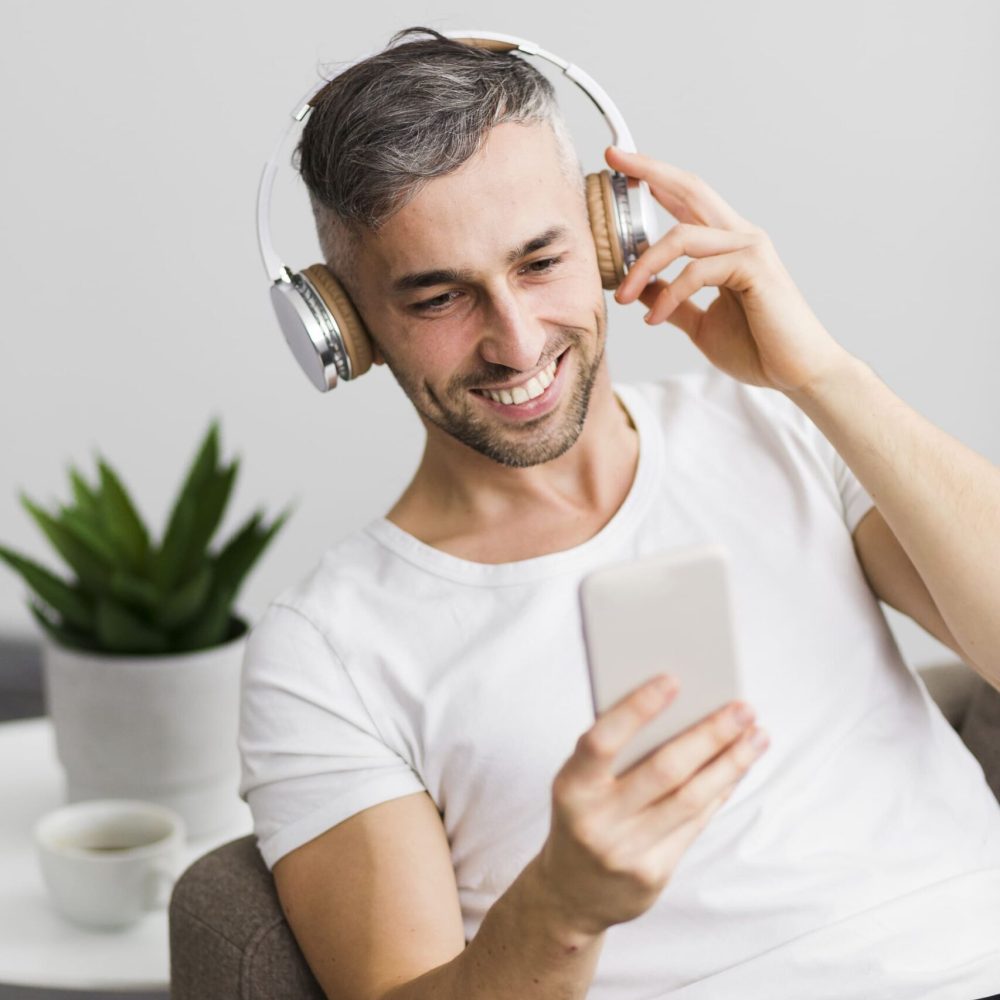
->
<box><xmin>413</xmin><ymin>291</ymin><xmax>461</xmax><ymax>313</ymax></box>
<box><xmin>523</xmin><ymin>256</ymin><xmax>563</xmax><ymax>274</ymax></box>
<box><xmin>411</xmin><ymin>257</ymin><xmax>563</xmax><ymax>313</ymax></box>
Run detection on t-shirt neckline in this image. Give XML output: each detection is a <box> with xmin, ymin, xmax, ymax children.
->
<box><xmin>363</xmin><ymin>383</ymin><xmax>663</xmax><ymax>585</ymax></box>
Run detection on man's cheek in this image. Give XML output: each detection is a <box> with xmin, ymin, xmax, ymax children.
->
<box><xmin>540</xmin><ymin>274</ymin><xmax>603</xmax><ymax>322</ymax></box>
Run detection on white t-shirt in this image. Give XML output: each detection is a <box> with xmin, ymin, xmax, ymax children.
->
<box><xmin>238</xmin><ymin>371</ymin><xmax>1000</xmax><ymax>999</ymax></box>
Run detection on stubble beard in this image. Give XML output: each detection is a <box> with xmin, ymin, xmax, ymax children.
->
<box><xmin>383</xmin><ymin>310</ymin><xmax>607</xmax><ymax>469</ymax></box>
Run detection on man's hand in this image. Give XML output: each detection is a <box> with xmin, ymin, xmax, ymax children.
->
<box><xmin>606</xmin><ymin>145</ymin><xmax>854</xmax><ymax>395</ymax></box>
<box><xmin>534</xmin><ymin>674</ymin><xmax>768</xmax><ymax>939</ymax></box>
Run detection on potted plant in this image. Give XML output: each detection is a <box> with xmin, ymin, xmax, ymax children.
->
<box><xmin>0</xmin><ymin>420</ymin><xmax>293</xmax><ymax>837</ymax></box>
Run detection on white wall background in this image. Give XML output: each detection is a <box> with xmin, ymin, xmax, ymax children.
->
<box><xmin>1</xmin><ymin>0</ymin><xmax>996</xmax><ymax>672</ymax></box>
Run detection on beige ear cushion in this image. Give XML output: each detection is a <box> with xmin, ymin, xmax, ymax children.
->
<box><xmin>586</xmin><ymin>170</ymin><xmax>626</xmax><ymax>290</ymax></box>
<box><xmin>301</xmin><ymin>264</ymin><xmax>373</xmax><ymax>379</ymax></box>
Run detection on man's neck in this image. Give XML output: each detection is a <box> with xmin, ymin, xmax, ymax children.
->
<box><xmin>384</xmin><ymin>368</ymin><xmax>639</xmax><ymax>563</ymax></box>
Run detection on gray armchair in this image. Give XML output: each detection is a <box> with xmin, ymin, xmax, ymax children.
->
<box><xmin>169</xmin><ymin>661</ymin><xmax>1000</xmax><ymax>1000</ymax></box>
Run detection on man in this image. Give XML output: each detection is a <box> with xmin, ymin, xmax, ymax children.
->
<box><xmin>238</xmin><ymin>27</ymin><xmax>1000</xmax><ymax>999</ymax></box>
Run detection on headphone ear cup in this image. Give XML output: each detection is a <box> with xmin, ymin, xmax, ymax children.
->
<box><xmin>585</xmin><ymin>170</ymin><xmax>627</xmax><ymax>290</ymax></box>
<box><xmin>301</xmin><ymin>264</ymin><xmax>374</xmax><ymax>378</ymax></box>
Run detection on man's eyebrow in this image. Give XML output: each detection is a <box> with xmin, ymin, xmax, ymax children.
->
<box><xmin>391</xmin><ymin>266</ymin><xmax>475</xmax><ymax>295</ymax></box>
<box><xmin>390</xmin><ymin>225</ymin><xmax>570</xmax><ymax>295</ymax></box>
<box><xmin>504</xmin><ymin>225</ymin><xmax>569</xmax><ymax>265</ymax></box>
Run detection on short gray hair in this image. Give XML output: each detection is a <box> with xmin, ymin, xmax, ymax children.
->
<box><xmin>294</xmin><ymin>26</ymin><xmax>585</xmax><ymax>289</ymax></box>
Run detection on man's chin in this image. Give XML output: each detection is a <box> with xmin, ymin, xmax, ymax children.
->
<box><xmin>391</xmin><ymin>324</ymin><xmax>605</xmax><ymax>469</ymax></box>
<box><xmin>465</xmin><ymin>428</ymin><xmax>582</xmax><ymax>469</ymax></box>
<box><xmin>437</xmin><ymin>374</ymin><xmax>597</xmax><ymax>469</ymax></box>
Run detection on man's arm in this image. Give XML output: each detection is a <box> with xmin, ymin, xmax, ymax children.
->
<box><xmin>273</xmin><ymin>789</ymin><xmax>606</xmax><ymax>1000</ymax></box>
<box><xmin>785</xmin><ymin>355</ymin><xmax>1000</xmax><ymax>690</ymax></box>
<box><xmin>600</xmin><ymin>149</ymin><xmax>1000</xmax><ymax>691</ymax></box>
<box><xmin>380</xmin><ymin>852</ymin><xmax>607</xmax><ymax>1000</ymax></box>
<box><xmin>273</xmin><ymin>677</ymin><xmax>766</xmax><ymax>1000</ymax></box>
<box><xmin>851</xmin><ymin>505</ymin><xmax>968</xmax><ymax>661</ymax></box>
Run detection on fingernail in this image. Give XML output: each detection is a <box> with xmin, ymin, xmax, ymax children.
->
<box><xmin>643</xmin><ymin>310</ymin><xmax>653</xmax><ymax>323</ymax></box>
<box><xmin>749</xmin><ymin>728</ymin><xmax>770</xmax><ymax>752</ymax></box>
<box><xmin>732</xmin><ymin>703</ymin><xmax>754</xmax><ymax>726</ymax></box>
<box><xmin>654</xmin><ymin>675</ymin><xmax>678</xmax><ymax>700</ymax></box>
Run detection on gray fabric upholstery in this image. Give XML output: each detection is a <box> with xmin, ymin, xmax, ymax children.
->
<box><xmin>169</xmin><ymin>835</ymin><xmax>325</xmax><ymax>999</ymax></box>
<box><xmin>919</xmin><ymin>660</ymin><xmax>977</xmax><ymax>730</ymax></box>
<box><xmin>960</xmin><ymin>674</ymin><xmax>1000</xmax><ymax>803</ymax></box>
<box><xmin>169</xmin><ymin>661</ymin><xmax>999</xmax><ymax>999</ymax></box>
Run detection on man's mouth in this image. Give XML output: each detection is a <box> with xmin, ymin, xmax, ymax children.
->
<box><xmin>470</xmin><ymin>349</ymin><xmax>567</xmax><ymax>407</ymax></box>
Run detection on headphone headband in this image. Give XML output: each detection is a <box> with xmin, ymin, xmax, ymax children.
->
<box><xmin>256</xmin><ymin>29</ymin><xmax>645</xmax><ymax>284</ymax></box>
<box><xmin>258</xmin><ymin>29</ymin><xmax>659</xmax><ymax>392</ymax></box>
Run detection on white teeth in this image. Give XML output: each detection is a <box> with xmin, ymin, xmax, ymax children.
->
<box><xmin>480</xmin><ymin>356</ymin><xmax>560</xmax><ymax>405</ymax></box>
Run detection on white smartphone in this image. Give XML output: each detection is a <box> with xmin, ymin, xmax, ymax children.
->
<box><xmin>579</xmin><ymin>543</ymin><xmax>744</xmax><ymax>776</ymax></box>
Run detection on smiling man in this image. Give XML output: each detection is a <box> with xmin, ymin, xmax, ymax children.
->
<box><xmin>358</xmin><ymin>118</ymin><xmax>614</xmax><ymax>470</ymax></box>
<box><xmin>238</xmin><ymin>26</ymin><xmax>1000</xmax><ymax>1000</ymax></box>
<box><xmin>304</xmin><ymin>89</ymin><xmax>636</xmax><ymax>561</ymax></box>
<box><xmin>344</xmin><ymin>117</ymin><xmax>640</xmax><ymax>564</ymax></box>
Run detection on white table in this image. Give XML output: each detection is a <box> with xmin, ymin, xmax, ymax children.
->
<box><xmin>0</xmin><ymin>717</ymin><xmax>254</xmax><ymax>993</ymax></box>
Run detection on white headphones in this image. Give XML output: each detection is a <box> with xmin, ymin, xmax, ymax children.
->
<box><xmin>256</xmin><ymin>29</ymin><xmax>659</xmax><ymax>392</ymax></box>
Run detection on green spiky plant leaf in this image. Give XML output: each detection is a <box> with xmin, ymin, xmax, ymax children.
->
<box><xmin>0</xmin><ymin>420</ymin><xmax>295</xmax><ymax>656</ymax></box>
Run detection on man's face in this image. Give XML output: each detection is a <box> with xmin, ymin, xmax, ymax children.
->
<box><xmin>350</xmin><ymin>120</ymin><xmax>608</xmax><ymax>469</ymax></box>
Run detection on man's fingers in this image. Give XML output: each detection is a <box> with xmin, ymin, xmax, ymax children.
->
<box><xmin>637</xmin><ymin>280</ymin><xmax>664</xmax><ymax>310</ymax></box>
<box><xmin>605</xmin><ymin>144</ymin><xmax>687</xmax><ymax>186</ymax></box>
<box><xmin>566</xmin><ymin>674</ymin><xmax>679</xmax><ymax>787</ymax></box>
<box><xmin>642</xmin><ymin>725</ymin><xmax>768</xmax><ymax>845</ymax></box>
<box><xmin>604</xmin><ymin>146</ymin><xmax>757</xmax><ymax>233</ymax></box>
<box><xmin>612</xmin><ymin>726</ymin><xmax>769</xmax><ymax>863</ymax></box>
<box><xmin>636</xmin><ymin>278</ymin><xmax>704</xmax><ymax>338</ymax></box>
<box><xmin>615</xmin><ymin>700</ymin><xmax>757</xmax><ymax>814</ymax></box>
<box><xmin>616</xmin><ymin>224</ymin><xmax>756</xmax><ymax>304</ymax></box>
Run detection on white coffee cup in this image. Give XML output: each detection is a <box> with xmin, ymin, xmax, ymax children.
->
<box><xmin>34</xmin><ymin>798</ymin><xmax>186</xmax><ymax>930</ymax></box>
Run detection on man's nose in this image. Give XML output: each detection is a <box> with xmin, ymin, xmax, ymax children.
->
<box><xmin>477</xmin><ymin>288</ymin><xmax>547</xmax><ymax>373</ymax></box>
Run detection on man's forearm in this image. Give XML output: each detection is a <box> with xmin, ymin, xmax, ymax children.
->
<box><xmin>380</xmin><ymin>854</ymin><xmax>604</xmax><ymax>1000</ymax></box>
<box><xmin>785</xmin><ymin>353</ymin><xmax>1000</xmax><ymax>686</ymax></box>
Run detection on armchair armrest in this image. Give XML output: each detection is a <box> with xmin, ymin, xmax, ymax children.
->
<box><xmin>917</xmin><ymin>660</ymin><xmax>978</xmax><ymax>730</ymax></box>
<box><xmin>918</xmin><ymin>659</ymin><xmax>1000</xmax><ymax>803</ymax></box>
<box><xmin>169</xmin><ymin>834</ymin><xmax>325</xmax><ymax>1000</ymax></box>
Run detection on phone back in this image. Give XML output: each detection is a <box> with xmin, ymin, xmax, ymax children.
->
<box><xmin>579</xmin><ymin>543</ymin><xmax>744</xmax><ymax>774</ymax></box>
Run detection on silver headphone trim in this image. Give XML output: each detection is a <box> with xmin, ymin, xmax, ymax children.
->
<box><xmin>293</xmin><ymin>273</ymin><xmax>353</xmax><ymax>382</ymax></box>
<box><xmin>609</xmin><ymin>173</ymin><xmax>636</xmax><ymax>272</ymax></box>
<box><xmin>269</xmin><ymin>281</ymin><xmax>338</xmax><ymax>391</ymax></box>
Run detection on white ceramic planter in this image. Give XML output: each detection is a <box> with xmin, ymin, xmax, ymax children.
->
<box><xmin>41</xmin><ymin>627</ymin><xmax>248</xmax><ymax>838</ymax></box>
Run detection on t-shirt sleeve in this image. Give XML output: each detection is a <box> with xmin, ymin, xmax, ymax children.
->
<box><xmin>237</xmin><ymin>601</ymin><xmax>426</xmax><ymax>871</ymax></box>
<box><xmin>826</xmin><ymin>442</ymin><xmax>876</xmax><ymax>535</ymax></box>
